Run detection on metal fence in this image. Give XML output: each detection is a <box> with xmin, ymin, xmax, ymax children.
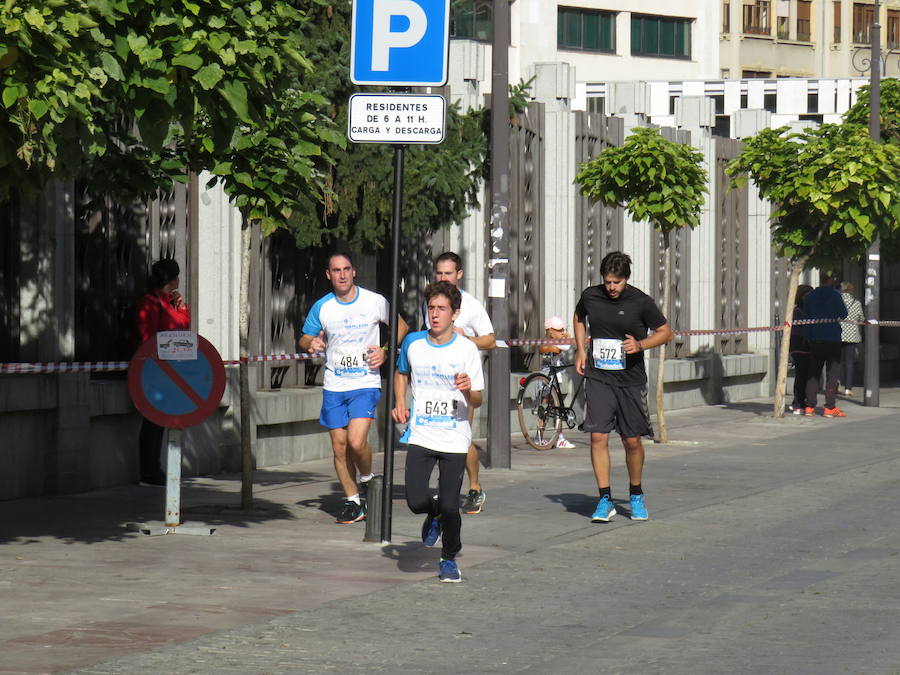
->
<box><xmin>714</xmin><ymin>136</ymin><xmax>750</xmax><ymax>355</ymax></box>
<box><xmin>574</xmin><ymin>111</ymin><xmax>624</xmax><ymax>292</ymax></box>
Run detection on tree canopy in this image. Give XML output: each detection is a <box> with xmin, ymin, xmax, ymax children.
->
<box><xmin>286</xmin><ymin>0</ymin><xmax>487</xmax><ymax>251</ymax></box>
<box><xmin>1</xmin><ymin>0</ymin><xmax>341</xmax><ymax>230</ymax></box>
<box><xmin>574</xmin><ymin>126</ymin><xmax>708</xmax><ymax>234</ymax></box>
<box><xmin>727</xmin><ymin>123</ymin><xmax>900</xmax><ymax>268</ymax></box>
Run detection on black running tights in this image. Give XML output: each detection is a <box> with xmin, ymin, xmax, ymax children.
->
<box><xmin>404</xmin><ymin>444</ymin><xmax>466</xmax><ymax>561</ymax></box>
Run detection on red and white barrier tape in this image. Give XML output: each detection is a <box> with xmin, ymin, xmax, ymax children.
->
<box><xmin>2</xmin><ymin>319</ymin><xmax>898</xmax><ymax>373</ymax></box>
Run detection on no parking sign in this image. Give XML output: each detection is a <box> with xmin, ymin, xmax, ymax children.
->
<box><xmin>128</xmin><ymin>332</ymin><xmax>226</xmax><ymax>429</ymax></box>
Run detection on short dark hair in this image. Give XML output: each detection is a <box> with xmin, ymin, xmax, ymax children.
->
<box><xmin>149</xmin><ymin>258</ymin><xmax>180</xmax><ymax>290</ymax></box>
<box><xmin>599</xmin><ymin>251</ymin><xmax>632</xmax><ymax>279</ymax></box>
<box><xmin>434</xmin><ymin>251</ymin><xmax>462</xmax><ymax>271</ymax></box>
<box><xmin>327</xmin><ymin>251</ymin><xmax>354</xmax><ymax>269</ymax></box>
<box><xmin>424</xmin><ymin>281</ymin><xmax>462</xmax><ymax>312</ymax></box>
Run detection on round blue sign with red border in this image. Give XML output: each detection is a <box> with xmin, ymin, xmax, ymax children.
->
<box><xmin>128</xmin><ymin>335</ymin><xmax>226</xmax><ymax>429</ymax></box>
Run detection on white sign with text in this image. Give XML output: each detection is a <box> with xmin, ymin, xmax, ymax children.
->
<box><xmin>348</xmin><ymin>94</ymin><xmax>446</xmax><ymax>144</ymax></box>
<box><xmin>156</xmin><ymin>331</ymin><xmax>198</xmax><ymax>361</ymax></box>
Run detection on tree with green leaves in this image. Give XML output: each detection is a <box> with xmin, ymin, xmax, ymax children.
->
<box><xmin>286</xmin><ymin>0</ymin><xmax>488</xmax><ymax>252</ymax></box>
<box><xmin>727</xmin><ymin>123</ymin><xmax>900</xmax><ymax>418</ymax></box>
<box><xmin>575</xmin><ymin>126</ymin><xmax>707</xmax><ymax>443</ymax></box>
<box><xmin>1</xmin><ymin>0</ymin><xmax>341</xmax><ymax>507</ymax></box>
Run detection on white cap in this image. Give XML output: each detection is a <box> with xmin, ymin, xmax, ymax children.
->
<box><xmin>544</xmin><ymin>316</ymin><xmax>565</xmax><ymax>330</ymax></box>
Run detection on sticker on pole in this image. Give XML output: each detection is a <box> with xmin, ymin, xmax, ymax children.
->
<box><xmin>348</xmin><ymin>94</ymin><xmax>446</xmax><ymax>144</ymax></box>
<box><xmin>128</xmin><ymin>334</ymin><xmax>226</xmax><ymax>429</ymax></box>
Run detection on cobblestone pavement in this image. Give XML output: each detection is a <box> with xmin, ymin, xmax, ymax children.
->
<box><xmin>1</xmin><ymin>391</ymin><xmax>899</xmax><ymax>674</ymax></box>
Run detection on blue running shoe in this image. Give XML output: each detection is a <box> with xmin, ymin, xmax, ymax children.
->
<box><xmin>439</xmin><ymin>558</ymin><xmax>462</xmax><ymax>583</ymax></box>
<box><xmin>591</xmin><ymin>495</ymin><xmax>616</xmax><ymax>522</ymax></box>
<box><xmin>629</xmin><ymin>493</ymin><xmax>649</xmax><ymax>521</ymax></box>
<box><xmin>422</xmin><ymin>513</ymin><xmax>442</xmax><ymax>546</ymax></box>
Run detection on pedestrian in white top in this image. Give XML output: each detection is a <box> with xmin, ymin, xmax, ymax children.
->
<box><xmin>839</xmin><ymin>281</ymin><xmax>865</xmax><ymax>397</ymax></box>
<box><xmin>299</xmin><ymin>252</ymin><xmax>408</xmax><ymax>524</ymax></box>
<box><xmin>420</xmin><ymin>252</ymin><xmax>495</xmax><ymax>514</ymax></box>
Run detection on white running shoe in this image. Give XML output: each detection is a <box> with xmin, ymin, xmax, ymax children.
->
<box><xmin>556</xmin><ymin>437</ymin><xmax>576</xmax><ymax>449</ymax></box>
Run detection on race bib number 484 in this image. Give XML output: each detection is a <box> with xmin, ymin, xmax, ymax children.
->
<box><xmin>334</xmin><ymin>346</ymin><xmax>369</xmax><ymax>378</ymax></box>
<box><xmin>592</xmin><ymin>338</ymin><xmax>625</xmax><ymax>371</ymax></box>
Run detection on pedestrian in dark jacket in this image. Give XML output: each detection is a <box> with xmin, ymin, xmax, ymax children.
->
<box><xmin>135</xmin><ymin>259</ymin><xmax>191</xmax><ymax>485</ymax></box>
<box><xmin>802</xmin><ymin>273</ymin><xmax>848</xmax><ymax>417</ymax></box>
<box><xmin>788</xmin><ymin>285</ymin><xmax>813</xmax><ymax>414</ymax></box>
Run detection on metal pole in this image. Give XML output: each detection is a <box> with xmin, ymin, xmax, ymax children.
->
<box><xmin>165</xmin><ymin>428</ymin><xmax>182</xmax><ymax>528</ymax></box>
<box><xmin>487</xmin><ymin>0</ymin><xmax>511</xmax><ymax>469</ymax></box>
<box><xmin>380</xmin><ymin>144</ymin><xmax>405</xmax><ymax>543</ymax></box>
<box><xmin>864</xmin><ymin>0</ymin><xmax>881</xmax><ymax>408</ymax></box>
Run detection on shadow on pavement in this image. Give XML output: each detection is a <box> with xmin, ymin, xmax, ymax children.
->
<box><xmin>379</xmin><ymin>540</ymin><xmax>440</xmax><ymax>573</ymax></box>
<box><xmin>545</xmin><ymin>492</ymin><xmax>598</xmax><ymax>517</ymax></box>
<box><xmin>0</xmin><ymin>484</ymin><xmax>305</xmax><ymax>546</ymax></box>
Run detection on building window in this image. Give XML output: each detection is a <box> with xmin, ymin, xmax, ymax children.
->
<box><xmin>888</xmin><ymin>9</ymin><xmax>900</xmax><ymax>49</ymax></box>
<box><xmin>834</xmin><ymin>1</ymin><xmax>842</xmax><ymax>42</ymax></box>
<box><xmin>631</xmin><ymin>14</ymin><xmax>692</xmax><ymax>58</ymax></box>
<box><xmin>777</xmin><ymin>16</ymin><xmax>790</xmax><ymax>39</ymax></box>
<box><xmin>796</xmin><ymin>0</ymin><xmax>812</xmax><ymax>41</ymax></box>
<box><xmin>723</xmin><ymin>1</ymin><xmax>731</xmax><ymax>32</ymax></box>
<box><xmin>853</xmin><ymin>2</ymin><xmax>874</xmax><ymax>43</ymax></box>
<box><xmin>743</xmin><ymin>1</ymin><xmax>771</xmax><ymax>35</ymax></box>
<box><xmin>742</xmin><ymin>69</ymin><xmax>772</xmax><ymax>78</ymax></box>
<box><xmin>557</xmin><ymin>7</ymin><xmax>616</xmax><ymax>52</ymax></box>
<box><xmin>451</xmin><ymin>0</ymin><xmax>493</xmax><ymax>41</ymax></box>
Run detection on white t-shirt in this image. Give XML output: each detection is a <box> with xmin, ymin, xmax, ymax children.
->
<box><xmin>302</xmin><ymin>287</ymin><xmax>389</xmax><ymax>392</ymax></box>
<box><xmin>397</xmin><ymin>331</ymin><xmax>485</xmax><ymax>454</ymax></box>
<box><xmin>421</xmin><ymin>289</ymin><xmax>494</xmax><ymax>338</ymax></box>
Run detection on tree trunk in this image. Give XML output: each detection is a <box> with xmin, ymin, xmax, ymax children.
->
<box><xmin>772</xmin><ymin>256</ymin><xmax>808</xmax><ymax>418</ymax></box>
<box><xmin>239</xmin><ymin>221</ymin><xmax>253</xmax><ymax>509</ymax></box>
<box><xmin>655</xmin><ymin>233</ymin><xmax>670</xmax><ymax>444</ymax></box>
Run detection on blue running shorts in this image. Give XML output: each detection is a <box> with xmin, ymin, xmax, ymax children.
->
<box><xmin>320</xmin><ymin>388</ymin><xmax>381</xmax><ymax>429</ymax></box>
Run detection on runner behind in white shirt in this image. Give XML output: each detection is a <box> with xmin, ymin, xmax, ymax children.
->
<box><xmin>393</xmin><ymin>281</ymin><xmax>484</xmax><ymax>583</ymax></box>
<box><xmin>299</xmin><ymin>252</ymin><xmax>408</xmax><ymax>524</ymax></box>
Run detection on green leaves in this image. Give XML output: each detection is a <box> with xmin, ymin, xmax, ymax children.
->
<box><xmin>727</xmin><ymin>120</ymin><xmax>900</xmax><ymax>268</ymax></box>
<box><xmin>575</xmin><ymin>126</ymin><xmax>707</xmax><ymax>234</ymax></box>
<box><xmin>194</xmin><ymin>63</ymin><xmax>224</xmax><ymax>89</ymax></box>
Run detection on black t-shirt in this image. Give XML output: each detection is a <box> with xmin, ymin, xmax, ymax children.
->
<box><xmin>575</xmin><ymin>284</ymin><xmax>668</xmax><ymax>387</ymax></box>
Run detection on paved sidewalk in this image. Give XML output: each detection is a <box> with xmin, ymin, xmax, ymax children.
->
<box><xmin>1</xmin><ymin>389</ymin><xmax>899</xmax><ymax>673</ymax></box>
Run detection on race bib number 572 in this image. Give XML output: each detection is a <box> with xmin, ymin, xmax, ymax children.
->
<box><xmin>592</xmin><ymin>338</ymin><xmax>625</xmax><ymax>371</ymax></box>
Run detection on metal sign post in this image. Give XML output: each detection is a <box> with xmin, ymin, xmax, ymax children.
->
<box><xmin>486</xmin><ymin>0</ymin><xmax>512</xmax><ymax>469</ymax></box>
<box><xmin>864</xmin><ymin>0</ymin><xmax>882</xmax><ymax>408</ymax></box>
<box><xmin>350</xmin><ymin>0</ymin><xmax>450</xmax><ymax>545</ymax></box>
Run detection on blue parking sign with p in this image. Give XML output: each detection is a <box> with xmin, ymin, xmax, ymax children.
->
<box><xmin>351</xmin><ymin>0</ymin><xmax>450</xmax><ymax>86</ymax></box>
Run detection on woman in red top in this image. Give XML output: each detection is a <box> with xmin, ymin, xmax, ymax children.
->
<box><xmin>135</xmin><ymin>259</ymin><xmax>191</xmax><ymax>485</ymax></box>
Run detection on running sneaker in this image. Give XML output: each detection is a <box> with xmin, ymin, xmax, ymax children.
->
<box><xmin>336</xmin><ymin>500</ymin><xmax>365</xmax><ymax>524</ymax></box>
<box><xmin>788</xmin><ymin>405</ymin><xmax>803</xmax><ymax>415</ymax></box>
<box><xmin>461</xmin><ymin>489</ymin><xmax>486</xmax><ymax>514</ymax></box>
<box><xmin>844</xmin><ymin>388</ymin><xmax>853</xmax><ymax>397</ymax></box>
<box><xmin>823</xmin><ymin>406</ymin><xmax>847</xmax><ymax>418</ymax></box>
<box><xmin>422</xmin><ymin>513</ymin><xmax>442</xmax><ymax>546</ymax></box>
<box><xmin>591</xmin><ymin>495</ymin><xmax>616</xmax><ymax>522</ymax></box>
<box><xmin>439</xmin><ymin>558</ymin><xmax>462</xmax><ymax>583</ymax></box>
<box><xmin>556</xmin><ymin>437</ymin><xmax>576</xmax><ymax>449</ymax></box>
<box><xmin>804</xmin><ymin>407</ymin><xmax>815</xmax><ymax>417</ymax></box>
<box><xmin>629</xmin><ymin>494</ymin><xmax>649</xmax><ymax>521</ymax></box>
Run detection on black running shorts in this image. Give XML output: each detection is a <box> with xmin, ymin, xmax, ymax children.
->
<box><xmin>582</xmin><ymin>378</ymin><xmax>653</xmax><ymax>439</ymax></box>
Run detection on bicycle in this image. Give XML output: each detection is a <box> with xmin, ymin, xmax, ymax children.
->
<box><xmin>516</xmin><ymin>361</ymin><xmax>584</xmax><ymax>450</ymax></box>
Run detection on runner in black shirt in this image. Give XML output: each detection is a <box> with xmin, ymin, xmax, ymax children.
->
<box><xmin>574</xmin><ymin>251</ymin><xmax>673</xmax><ymax>523</ymax></box>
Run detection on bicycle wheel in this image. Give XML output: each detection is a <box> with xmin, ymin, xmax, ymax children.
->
<box><xmin>517</xmin><ymin>373</ymin><xmax>563</xmax><ymax>450</ymax></box>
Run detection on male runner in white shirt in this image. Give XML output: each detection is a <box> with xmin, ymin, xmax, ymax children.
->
<box><xmin>421</xmin><ymin>252</ymin><xmax>495</xmax><ymax>514</ymax></box>
<box><xmin>299</xmin><ymin>252</ymin><xmax>408</xmax><ymax>524</ymax></box>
